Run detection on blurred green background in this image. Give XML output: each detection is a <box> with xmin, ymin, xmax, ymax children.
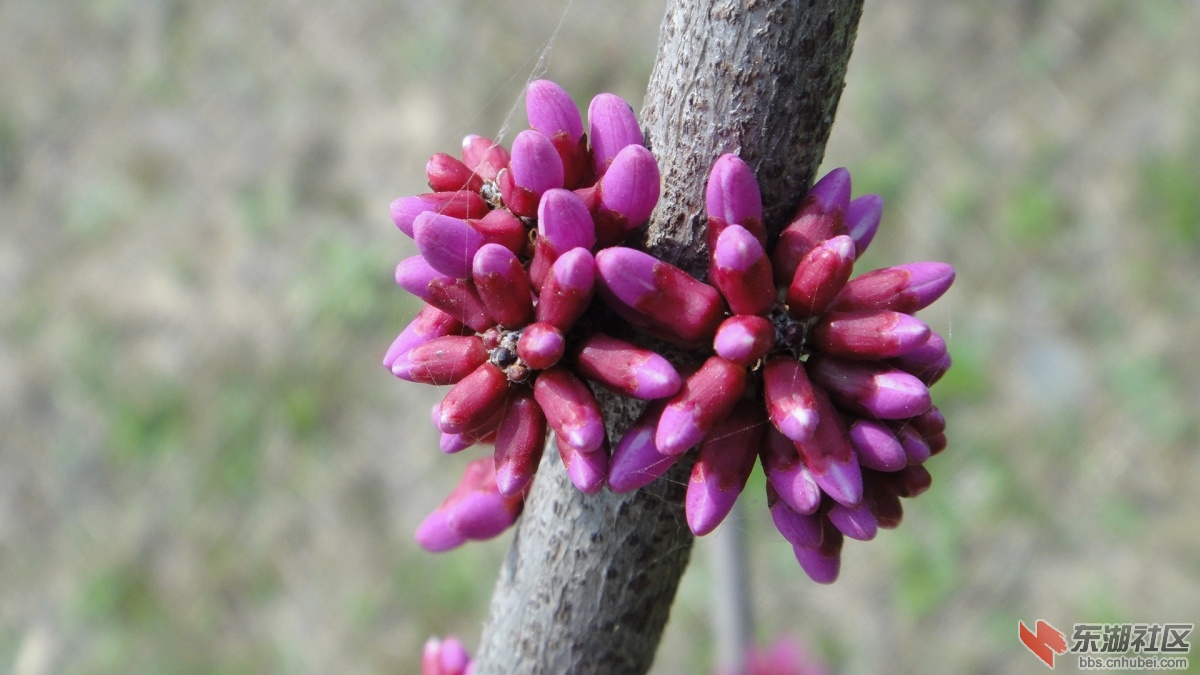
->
<box><xmin>2</xmin><ymin>1</ymin><xmax>1197</xmax><ymax>673</ymax></box>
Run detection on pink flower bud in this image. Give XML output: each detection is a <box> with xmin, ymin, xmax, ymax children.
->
<box><xmin>705</xmin><ymin>153</ymin><xmax>765</xmax><ymax>244</ymax></box>
<box><xmin>461</xmin><ymin>134</ymin><xmax>509</xmax><ymax>181</ymax></box>
<box><xmin>846</xmin><ymin>193</ymin><xmax>883</xmax><ymax>256</ymax></box>
<box><xmin>426</xmin><ymin>153</ymin><xmax>483</xmax><ymax>193</ymax></box>
<box><xmin>415</xmin><ymin>458</ymin><xmax>521</xmax><ymax>552</ymax></box>
<box><xmin>926</xmin><ymin>431</ymin><xmax>947</xmax><ymax>456</ymax></box>
<box><xmin>760</xmin><ymin>427</ymin><xmax>822</xmax><ymax>515</ymax></box>
<box><xmin>608</xmin><ymin>401</ymin><xmax>678</xmax><ymax>493</ymax></box>
<box><xmin>792</xmin><ymin>518</ymin><xmax>843</xmax><ymax>584</ymax></box>
<box><xmin>879</xmin><ymin>464</ymin><xmax>932</xmax><ymax>498</ymax></box>
<box><xmin>907</xmin><ymin>405</ymin><xmax>946</xmax><ymax>439</ymax></box>
<box><xmin>532</xmin><ymin>367</ymin><xmax>606</xmax><ymax>455</ymax></box>
<box><xmin>499</xmin><ymin>130</ymin><xmax>564</xmax><ymax>217</ymax></box>
<box><xmin>595</xmin><ymin>247</ymin><xmax>724</xmax><ymax>347</ymax></box>
<box><xmin>655</xmin><ymin>356</ymin><xmax>748</xmax><ymax>456</ymax></box>
<box><xmin>588</xmin><ymin>92</ymin><xmax>642</xmax><ymax>177</ymax></box>
<box><xmin>594</xmin><ymin>145</ymin><xmax>660</xmax><ymax>247</ymax></box>
<box><xmin>392</xmin><ymin>335</ymin><xmax>487</xmax><ymax>385</ymax></box>
<box><xmin>469</xmin><ymin>209</ymin><xmax>527</xmax><ymax>257</ymax></box>
<box><xmin>535</xmin><ymin>247</ymin><xmax>596</xmax><ymax>330</ymax></box>
<box><xmin>473</xmin><ymin>244</ymin><xmax>534</xmax><ymax>328</ymax></box>
<box><xmin>574</xmin><ymin>333</ymin><xmax>681</xmax><ymax>400</ymax></box>
<box><xmin>762</xmin><ymin>358</ymin><xmax>819</xmax><ymax>444</ymax></box>
<box><xmin>894</xmin><ymin>424</ymin><xmax>931</xmax><ymax>465</ymax></box>
<box><xmin>686</xmin><ymin>400</ymin><xmax>764</xmax><ymax>536</ymax></box>
<box><xmin>493</xmin><ymin>388</ymin><xmax>547</xmax><ymax>497</ymax></box>
<box><xmin>865</xmin><ymin>473</ymin><xmax>904</xmax><ymax>529</ymax></box>
<box><xmin>422</xmin><ymin>635</ymin><xmax>473</xmax><ymax>675</ymax></box>
<box><xmin>890</xmin><ymin>330</ymin><xmax>951</xmax><ymax>385</ymax></box>
<box><xmin>516</xmin><ymin>322</ymin><xmax>566</xmax><ymax>371</ymax></box>
<box><xmin>413</xmin><ymin>211</ymin><xmax>486</xmax><ymax>279</ymax></box>
<box><xmin>831</xmin><ymin>262</ymin><xmax>956</xmax><ymax>314</ymax></box>
<box><xmin>712</xmin><ymin>224</ymin><xmax>775</xmax><ymax>316</ymax></box>
<box><xmin>437</xmin><ymin>363</ymin><xmax>509</xmax><ymax>434</ymax></box>
<box><xmin>556</xmin><ymin>435</ymin><xmax>610</xmax><ymax>495</ymax></box>
<box><xmin>771</xmin><ymin>180</ymin><xmax>852</xmax><ymax>288</ymax></box>
<box><xmin>383</xmin><ymin>305</ymin><xmax>465</xmax><ymax>371</ymax></box>
<box><xmin>848</xmin><ymin>418</ymin><xmax>906</xmax><ymax>472</ymax></box>
<box><xmin>794</xmin><ymin>385</ymin><xmax>862</xmax><ymax>507</ymax></box>
<box><xmin>391</xmin><ymin>191</ymin><xmax>489</xmax><ymax>237</ymax></box>
<box><xmin>828</xmin><ymin>500</ymin><xmax>878</xmax><ymax>541</ymax></box>
<box><xmin>811</xmin><ymin>310</ymin><xmax>931</xmax><ymax>360</ymax></box>
<box><xmin>526</xmin><ymin>79</ymin><xmax>589</xmax><ymax>188</ymax></box>
<box><xmin>395</xmin><ymin>255</ymin><xmax>444</xmax><ymax>303</ymax></box>
<box><xmin>785</xmin><ymin>234</ymin><xmax>856</xmax><ymax>319</ymax></box>
<box><xmin>426</xmin><ymin>276</ymin><xmax>495</xmax><ymax>333</ymax></box>
<box><xmin>809</xmin><ymin>356</ymin><xmax>932</xmax><ymax>419</ymax></box>
<box><xmin>807</xmin><ymin>167</ymin><xmax>852</xmax><ymax>215</ymax></box>
<box><xmin>713</xmin><ymin>315</ymin><xmax>775</xmax><ymax>367</ymax></box>
<box><xmin>538</xmin><ymin>188</ymin><xmax>597</xmax><ymax>256</ymax></box>
<box><xmin>767</xmin><ymin>482</ymin><xmax>823</xmax><ymax>548</ymax></box>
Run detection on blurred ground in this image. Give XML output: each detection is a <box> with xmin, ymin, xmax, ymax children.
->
<box><xmin>1</xmin><ymin>1</ymin><xmax>1198</xmax><ymax>673</ymax></box>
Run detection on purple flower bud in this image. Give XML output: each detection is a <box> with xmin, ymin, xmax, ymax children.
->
<box><xmin>759</xmin><ymin>427</ymin><xmax>822</xmax><ymax>515</ymax></box>
<box><xmin>656</xmin><ymin>356</ymin><xmax>748</xmax><ymax>456</ymax></box>
<box><xmin>907</xmin><ymin>405</ymin><xmax>946</xmax><ymax>439</ymax></box>
<box><xmin>864</xmin><ymin>472</ymin><xmax>905</xmax><ymax>529</ymax></box>
<box><xmin>414</xmin><ymin>509</ymin><xmax>467</xmax><ymax>553</ymax></box>
<box><xmin>438</xmin><ymin>403</ymin><xmax>502</xmax><ymax>454</ymax></box>
<box><xmin>807</xmin><ymin>167</ymin><xmax>852</xmax><ymax>215</ymax></box>
<box><xmin>469</xmin><ymin>209</ymin><xmax>527</xmax><ymax>258</ymax></box>
<box><xmin>393</xmin><ymin>335</ymin><xmax>487</xmax><ymax>385</ymax></box>
<box><xmin>526</xmin><ymin>79</ymin><xmax>584</xmax><ymax>142</ymax></box>
<box><xmin>538</xmin><ymin>188</ymin><xmax>597</xmax><ymax>256</ymax></box>
<box><xmin>831</xmin><ymin>262</ymin><xmax>956</xmax><ymax>314</ymax></box>
<box><xmin>828</xmin><ymin>500</ymin><xmax>879</xmax><ymax>541</ymax></box>
<box><xmin>426</xmin><ymin>276</ymin><xmax>494</xmax><ymax>333</ymax></box>
<box><xmin>705</xmin><ymin>153</ymin><xmax>765</xmax><ymax>243</ymax></box>
<box><xmin>927</xmin><ymin>431</ymin><xmax>947</xmax><ymax>456</ymax></box>
<box><xmin>846</xmin><ymin>193</ymin><xmax>883</xmax><ymax>256</ymax></box>
<box><xmin>461</xmin><ymin>134</ymin><xmax>509</xmax><ymax>181</ymax></box>
<box><xmin>809</xmin><ymin>356</ymin><xmax>932</xmax><ymax>420</ymax></box>
<box><xmin>712</xmin><ymin>224</ymin><xmax>775</xmax><ymax>316</ymax></box>
<box><xmin>391</xmin><ymin>191</ymin><xmax>489</xmax><ymax>237</ymax></box>
<box><xmin>767</xmin><ymin>483</ymin><xmax>823</xmax><ymax>548</ymax></box>
<box><xmin>556</xmin><ymin>436</ymin><xmax>609</xmax><ymax>495</ymax></box>
<box><xmin>762</xmin><ymin>358</ymin><xmax>819</xmax><ymax>444</ymax></box>
<box><xmin>516</xmin><ymin>322</ymin><xmax>566</xmax><ymax>371</ymax></box>
<box><xmin>794</xmin><ymin>386</ymin><xmax>862</xmax><ymax>507</ymax></box>
<box><xmin>437</xmin><ymin>363</ymin><xmax>510</xmax><ymax>434</ymax></box>
<box><xmin>413</xmin><ymin>211</ymin><xmax>487</xmax><ymax>279</ymax></box>
<box><xmin>879</xmin><ymin>464</ymin><xmax>932</xmax><ymax>498</ymax></box>
<box><xmin>588</xmin><ymin>92</ymin><xmax>642</xmax><ymax>177</ymax></box>
<box><xmin>535</xmin><ymin>247</ymin><xmax>596</xmax><ymax>330</ymax></box>
<box><xmin>415</xmin><ymin>458</ymin><xmax>521</xmax><ymax>552</ymax></box>
<box><xmin>595</xmin><ymin>247</ymin><xmax>724</xmax><ymax>347</ymax></box>
<box><xmin>772</xmin><ymin>195</ymin><xmax>850</xmax><ymax>287</ymax></box>
<box><xmin>890</xmin><ymin>330</ymin><xmax>951</xmax><ymax>385</ymax></box>
<box><xmin>383</xmin><ymin>305</ymin><xmax>465</xmax><ymax>371</ymax></box>
<box><xmin>793</xmin><ymin>520</ymin><xmax>843</xmax><ymax>584</ymax></box>
<box><xmin>686</xmin><ymin>401</ymin><xmax>765</xmax><ymax>536</ymax></box>
<box><xmin>594</xmin><ymin>145</ymin><xmax>660</xmax><ymax>247</ymax></box>
<box><xmin>493</xmin><ymin>388</ymin><xmax>546</xmax><ymax>497</ymax></box>
<box><xmin>500</xmin><ymin>130</ymin><xmax>564</xmax><ymax>217</ymax></box>
<box><xmin>532</xmin><ymin>367</ymin><xmax>606</xmax><ymax>455</ymax></box>
<box><xmin>786</xmin><ymin>234</ymin><xmax>856</xmax><ymax>319</ymax></box>
<box><xmin>422</xmin><ymin>635</ymin><xmax>473</xmax><ymax>675</ymax></box>
<box><xmin>574</xmin><ymin>333</ymin><xmax>681</xmax><ymax>400</ymax></box>
<box><xmin>608</xmin><ymin>401</ymin><xmax>678</xmax><ymax>493</ymax></box>
<box><xmin>811</xmin><ymin>310</ymin><xmax>931</xmax><ymax>360</ymax></box>
<box><xmin>895</xmin><ymin>424</ymin><xmax>931</xmax><ymax>465</ymax></box>
<box><xmin>394</xmin><ymin>255</ymin><xmax>443</xmax><ymax>302</ymax></box>
<box><xmin>713</xmin><ymin>315</ymin><xmax>775</xmax><ymax>367</ymax></box>
<box><xmin>472</xmin><ymin>244</ymin><xmax>534</xmax><ymax>328</ymax></box>
<box><xmin>848</xmin><ymin>418</ymin><xmax>906</xmax><ymax>472</ymax></box>
<box><xmin>426</xmin><ymin>153</ymin><xmax>483</xmax><ymax>194</ymax></box>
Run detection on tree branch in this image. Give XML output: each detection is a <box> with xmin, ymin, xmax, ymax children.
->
<box><xmin>473</xmin><ymin>1</ymin><xmax>863</xmax><ymax>672</ymax></box>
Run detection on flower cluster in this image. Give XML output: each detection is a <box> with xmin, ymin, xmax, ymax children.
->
<box><xmin>383</xmin><ymin>80</ymin><xmax>683</xmax><ymax>550</ymax></box>
<box><xmin>603</xmin><ymin>155</ymin><xmax>954</xmax><ymax>582</ymax></box>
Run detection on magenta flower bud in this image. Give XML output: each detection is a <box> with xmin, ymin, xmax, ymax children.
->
<box><xmin>809</xmin><ymin>356</ymin><xmax>932</xmax><ymax>419</ymax></box>
<box><xmin>831</xmin><ymin>262</ymin><xmax>956</xmax><ymax>314</ymax></box>
<box><xmin>908</xmin><ymin>405</ymin><xmax>946</xmax><ymax>439</ymax></box>
<box><xmin>864</xmin><ymin>472</ymin><xmax>905</xmax><ymax>529</ymax></box>
<box><xmin>713</xmin><ymin>315</ymin><xmax>775</xmax><ymax>367</ymax></box>
<box><xmin>595</xmin><ymin>247</ymin><xmax>724</xmax><ymax>347</ymax></box>
<box><xmin>538</xmin><ymin>188</ymin><xmax>597</xmax><ymax>256</ymax></box>
<box><xmin>656</xmin><ymin>356</ymin><xmax>748</xmax><ymax>456</ymax></box>
<box><xmin>427</xmin><ymin>276</ymin><xmax>494</xmax><ymax>333</ymax></box>
<box><xmin>469</xmin><ymin>209</ymin><xmax>527</xmax><ymax>257</ymax></box>
<box><xmin>426</xmin><ymin>152</ymin><xmax>483</xmax><ymax>194</ymax></box>
<box><xmin>848</xmin><ymin>418</ymin><xmax>906</xmax><ymax>472</ymax></box>
<box><xmin>383</xmin><ymin>305</ymin><xmax>464</xmax><ymax>371</ymax></box>
<box><xmin>533</xmin><ymin>367</ymin><xmax>606</xmax><ymax>455</ymax></box>
<box><xmin>795</xmin><ymin>386</ymin><xmax>862</xmax><ymax>506</ymax></box>
<box><xmin>880</xmin><ymin>464</ymin><xmax>933</xmax><ymax>498</ymax></box>
<box><xmin>473</xmin><ymin>244</ymin><xmax>534</xmax><ymax>328</ymax></box>
<box><xmin>574</xmin><ymin>333</ymin><xmax>681</xmax><ymax>400</ymax></box>
<box><xmin>393</xmin><ymin>335</ymin><xmax>488</xmax><ymax>385</ymax></box>
<box><xmin>438</xmin><ymin>403</ymin><xmax>503</xmax><ymax>454</ymax></box>
<box><xmin>415</xmin><ymin>457</ymin><xmax>521</xmax><ymax>552</ymax></box>
<box><xmin>608</xmin><ymin>401</ymin><xmax>678</xmax><ymax>493</ymax></box>
<box><xmin>927</xmin><ymin>431</ymin><xmax>947</xmax><ymax>456</ymax></box>
<box><xmin>516</xmin><ymin>321</ymin><xmax>566</xmax><ymax>371</ymax></box>
<box><xmin>828</xmin><ymin>500</ymin><xmax>879</xmax><ymax>541</ymax></box>
<box><xmin>594</xmin><ymin>144</ymin><xmax>660</xmax><ymax>247</ymax></box>
<box><xmin>439</xmin><ymin>430</ymin><xmax>480</xmax><ymax>455</ymax></box>
<box><xmin>499</xmin><ymin>129</ymin><xmax>564</xmax><ymax>217</ymax></box>
<box><xmin>686</xmin><ymin>401</ymin><xmax>765</xmax><ymax>536</ymax></box>
<box><xmin>762</xmin><ymin>357</ymin><xmax>819</xmax><ymax>443</ymax></box>
<box><xmin>395</xmin><ymin>255</ymin><xmax>443</xmax><ymax>302</ymax></box>
<box><xmin>895</xmin><ymin>424</ymin><xmax>931</xmax><ymax>465</ymax></box>
<box><xmin>493</xmin><ymin>388</ymin><xmax>547</xmax><ymax>497</ymax></box>
<box><xmin>535</xmin><ymin>247</ymin><xmax>596</xmax><ymax>330</ymax></box>
<box><xmin>793</xmin><ymin>520</ymin><xmax>843</xmax><ymax>584</ymax></box>
<box><xmin>890</xmin><ymin>330</ymin><xmax>951</xmax><ymax>385</ymax></box>
<box><xmin>557</xmin><ymin>436</ymin><xmax>609</xmax><ymax>495</ymax></box>
<box><xmin>846</xmin><ymin>193</ymin><xmax>883</xmax><ymax>256</ymax></box>
<box><xmin>461</xmin><ymin>134</ymin><xmax>509</xmax><ymax>181</ymax></box>
<box><xmin>771</xmin><ymin>191</ymin><xmax>851</xmax><ymax>287</ymax></box>
<box><xmin>413</xmin><ymin>211</ymin><xmax>486</xmax><ymax>279</ymax></box>
<box><xmin>437</xmin><ymin>363</ymin><xmax>509</xmax><ymax>434</ymax></box>
<box><xmin>760</xmin><ymin>427</ymin><xmax>822</xmax><ymax>515</ymax></box>
<box><xmin>391</xmin><ymin>191</ymin><xmax>490</xmax><ymax>237</ymax></box>
<box><xmin>712</xmin><ymin>224</ymin><xmax>775</xmax><ymax>316</ymax></box>
<box><xmin>811</xmin><ymin>310</ymin><xmax>931</xmax><ymax>360</ymax></box>
<box><xmin>588</xmin><ymin>92</ymin><xmax>642</xmax><ymax>177</ymax></box>
<box><xmin>705</xmin><ymin>153</ymin><xmax>765</xmax><ymax>244</ymax></box>
<box><xmin>808</xmin><ymin>167</ymin><xmax>852</xmax><ymax>215</ymax></box>
<box><xmin>785</xmin><ymin>234</ymin><xmax>856</xmax><ymax>319</ymax></box>
<box><xmin>422</xmin><ymin>635</ymin><xmax>472</xmax><ymax>675</ymax></box>
<box><xmin>414</xmin><ymin>508</ymin><xmax>467</xmax><ymax>553</ymax></box>
<box><xmin>767</xmin><ymin>483</ymin><xmax>823</xmax><ymax>549</ymax></box>
<box><xmin>526</xmin><ymin>80</ymin><xmax>588</xmax><ymax>188</ymax></box>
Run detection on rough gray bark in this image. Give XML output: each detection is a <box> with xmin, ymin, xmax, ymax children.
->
<box><xmin>473</xmin><ymin>1</ymin><xmax>863</xmax><ymax>673</ymax></box>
